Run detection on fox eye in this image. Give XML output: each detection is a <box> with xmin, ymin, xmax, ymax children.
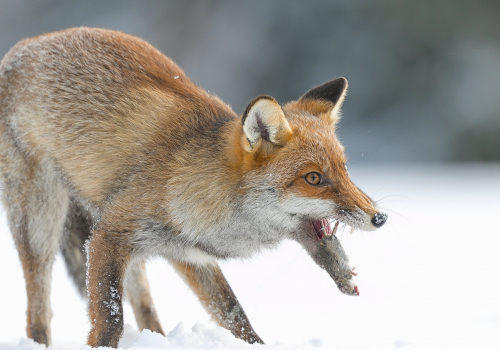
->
<box><xmin>304</xmin><ymin>172</ymin><xmax>324</xmax><ymax>186</ymax></box>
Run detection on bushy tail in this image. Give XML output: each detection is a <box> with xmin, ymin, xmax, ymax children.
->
<box><xmin>60</xmin><ymin>200</ymin><xmax>92</xmax><ymax>299</ymax></box>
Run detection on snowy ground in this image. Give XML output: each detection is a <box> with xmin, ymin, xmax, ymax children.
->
<box><xmin>0</xmin><ymin>163</ymin><xmax>499</xmax><ymax>350</ymax></box>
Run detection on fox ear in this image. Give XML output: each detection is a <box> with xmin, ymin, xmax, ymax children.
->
<box><xmin>241</xmin><ymin>96</ymin><xmax>292</xmax><ymax>151</ymax></box>
<box><xmin>299</xmin><ymin>77</ymin><xmax>348</xmax><ymax>124</ymax></box>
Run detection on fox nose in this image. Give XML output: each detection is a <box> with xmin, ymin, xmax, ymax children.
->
<box><xmin>371</xmin><ymin>212</ymin><xmax>387</xmax><ymax>228</ymax></box>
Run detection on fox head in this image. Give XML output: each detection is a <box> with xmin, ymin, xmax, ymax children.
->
<box><xmin>237</xmin><ymin>78</ymin><xmax>387</xmax><ymax>295</ymax></box>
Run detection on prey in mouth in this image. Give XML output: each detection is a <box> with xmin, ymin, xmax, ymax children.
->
<box><xmin>310</xmin><ymin>218</ymin><xmax>360</xmax><ymax>296</ymax></box>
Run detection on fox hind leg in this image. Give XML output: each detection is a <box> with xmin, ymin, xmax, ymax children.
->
<box><xmin>60</xmin><ymin>199</ymin><xmax>92</xmax><ymax>299</ymax></box>
<box><xmin>1</xmin><ymin>154</ymin><xmax>69</xmax><ymax>346</ymax></box>
<box><xmin>171</xmin><ymin>261</ymin><xmax>264</xmax><ymax>344</ymax></box>
<box><xmin>125</xmin><ymin>260</ymin><xmax>165</xmax><ymax>335</ymax></box>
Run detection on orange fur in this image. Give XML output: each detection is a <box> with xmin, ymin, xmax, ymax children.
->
<box><xmin>1</xmin><ymin>28</ymin><xmax>385</xmax><ymax>348</ymax></box>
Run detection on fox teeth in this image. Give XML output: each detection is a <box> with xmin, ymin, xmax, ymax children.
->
<box><xmin>314</xmin><ymin>219</ymin><xmax>339</xmax><ymax>240</ymax></box>
<box><xmin>332</xmin><ymin>221</ymin><xmax>339</xmax><ymax>235</ymax></box>
<box><xmin>323</xmin><ymin>220</ymin><xmax>339</xmax><ymax>236</ymax></box>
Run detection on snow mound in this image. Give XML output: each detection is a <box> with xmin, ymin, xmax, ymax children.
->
<box><xmin>0</xmin><ymin>323</ymin><xmax>327</xmax><ymax>350</ymax></box>
<box><xmin>116</xmin><ymin>322</ymin><xmax>325</xmax><ymax>350</ymax></box>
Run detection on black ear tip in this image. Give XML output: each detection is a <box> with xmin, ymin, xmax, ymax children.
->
<box><xmin>330</xmin><ymin>77</ymin><xmax>348</xmax><ymax>90</ymax></box>
<box><xmin>300</xmin><ymin>77</ymin><xmax>348</xmax><ymax>105</ymax></box>
<box><xmin>337</xmin><ymin>77</ymin><xmax>348</xmax><ymax>87</ymax></box>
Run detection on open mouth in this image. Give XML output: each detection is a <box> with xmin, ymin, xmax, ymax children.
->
<box><xmin>312</xmin><ymin>218</ymin><xmax>339</xmax><ymax>240</ymax></box>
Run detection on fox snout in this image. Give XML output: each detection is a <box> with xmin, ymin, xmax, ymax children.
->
<box><xmin>333</xmin><ymin>181</ymin><xmax>388</xmax><ymax>231</ymax></box>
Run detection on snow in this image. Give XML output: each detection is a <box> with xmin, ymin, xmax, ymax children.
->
<box><xmin>1</xmin><ymin>164</ymin><xmax>499</xmax><ymax>350</ymax></box>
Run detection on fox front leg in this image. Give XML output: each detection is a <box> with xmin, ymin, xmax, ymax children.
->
<box><xmin>171</xmin><ymin>261</ymin><xmax>264</xmax><ymax>345</ymax></box>
<box><xmin>86</xmin><ymin>230</ymin><xmax>132</xmax><ymax>348</ymax></box>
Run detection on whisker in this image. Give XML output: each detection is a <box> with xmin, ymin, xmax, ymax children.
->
<box><xmin>339</xmin><ymin>223</ymin><xmax>347</xmax><ymax>239</ymax></box>
<box><xmin>370</xmin><ymin>187</ymin><xmax>385</xmax><ymax>200</ymax></box>
<box><xmin>374</xmin><ymin>194</ymin><xmax>410</xmax><ymax>203</ymax></box>
<box><xmin>375</xmin><ymin>199</ymin><xmax>406</xmax><ymax>205</ymax></box>
<box><xmin>378</xmin><ymin>207</ymin><xmax>408</xmax><ymax>221</ymax></box>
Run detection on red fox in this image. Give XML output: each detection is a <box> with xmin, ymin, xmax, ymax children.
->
<box><xmin>0</xmin><ymin>28</ymin><xmax>387</xmax><ymax>348</ymax></box>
